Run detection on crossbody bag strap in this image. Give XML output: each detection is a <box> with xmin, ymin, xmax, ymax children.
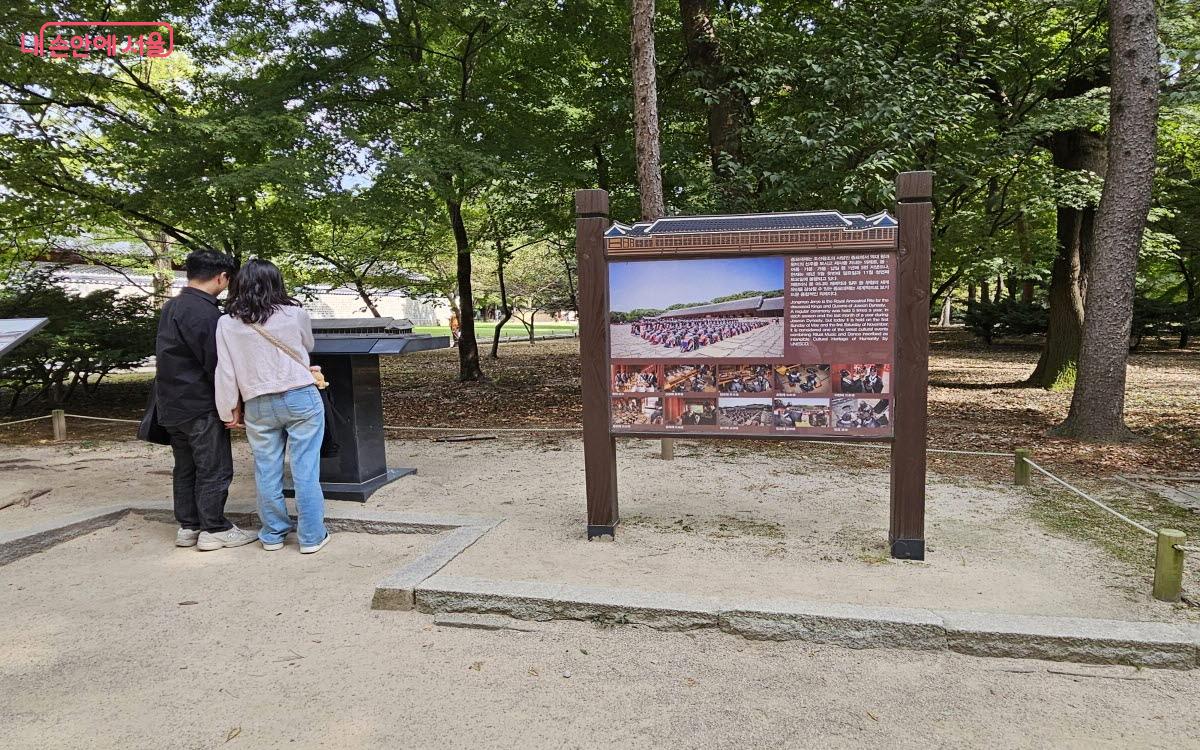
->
<box><xmin>249</xmin><ymin>322</ymin><xmax>325</xmax><ymax>388</ymax></box>
<box><xmin>249</xmin><ymin>322</ymin><xmax>305</xmax><ymax>366</ymax></box>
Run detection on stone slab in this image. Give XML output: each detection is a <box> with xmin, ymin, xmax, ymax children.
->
<box><xmin>0</xmin><ymin>505</ymin><xmax>132</xmax><ymax>567</ymax></box>
<box><xmin>414</xmin><ymin>576</ymin><xmax>568</xmax><ymax>622</ymax></box>
<box><xmin>720</xmin><ymin>599</ymin><xmax>946</xmax><ymax>651</ymax></box>
<box><xmin>371</xmin><ymin>525</ymin><xmax>492</xmax><ymax>611</ymax></box>
<box><xmin>416</xmin><ymin>575</ymin><xmax>721</xmax><ymax>630</ymax></box>
<box><xmin>409</xmin><ymin>576</ymin><xmax>1200</xmax><ymax>669</ymax></box>
<box><xmin>940</xmin><ymin>610</ymin><xmax>1200</xmax><ymax>670</ymax></box>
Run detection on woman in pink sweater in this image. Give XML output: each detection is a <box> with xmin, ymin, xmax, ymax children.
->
<box><xmin>215</xmin><ymin>260</ymin><xmax>330</xmax><ymax>554</ymax></box>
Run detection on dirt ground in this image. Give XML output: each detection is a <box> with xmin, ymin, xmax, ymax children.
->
<box><xmin>2</xmin><ymin>517</ymin><xmax>1199</xmax><ymax>750</ymax></box>
<box><xmin>2</xmin><ymin>436</ymin><xmax>1195</xmax><ymax>623</ymax></box>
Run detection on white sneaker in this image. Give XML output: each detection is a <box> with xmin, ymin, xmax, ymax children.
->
<box><xmin>261</xmin><ymin>539</ymin><xmax>284</xmax><ymax>551</ymax></box>
<box><xmin>299</xmin><ymin>535</ymin><xmax>331</xmax><ymax>555</ymax></box>
<box><xmin>175</xmin><ymin>528</ymin><xmax>200</xmax><ymax>547</ymax></box>
<box><xmin>197</xmin><ymin>525</ymin><xmax>258</xmax><ymax>551</ymax></box>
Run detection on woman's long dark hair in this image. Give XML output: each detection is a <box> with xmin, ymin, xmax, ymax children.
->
<box><xmin>226</xmin><ymin>259</ymin><xmax>300</xmax><ymax>324</ymax></box>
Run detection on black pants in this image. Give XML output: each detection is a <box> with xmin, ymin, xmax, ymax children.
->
<box><xmin>165</xmin><ymin>413</ymin><xmax>234</xmax><ymax>533</ymax></box>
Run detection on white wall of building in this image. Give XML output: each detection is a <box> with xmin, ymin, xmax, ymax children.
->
<box><xmin>46</xmin><ymin>265</ymin><xmax>451</xmax><ymax>326</ymax></box>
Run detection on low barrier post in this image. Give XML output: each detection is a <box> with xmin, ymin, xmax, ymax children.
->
<box><xmin>1013</xmin><ymin>448</ymin><xmax>1031</xmax><ymax>486</ymax></box>
<box><xmin>51</xmin><ymin>409</ymin><xmax>67</xmax><ymax>442</ymax></box>
<box><xmin>1152</xmin><ymin>528</ymin><xmax>1186</xmax><ymax>602</ymax></box>
<box><xmin>660</xmin><ymin>438</ymin><xmax>674</xmax><ymax>461</ymax></box>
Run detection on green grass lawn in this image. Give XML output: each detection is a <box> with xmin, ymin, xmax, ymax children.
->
<box><xmin>413</xmin><ymin>322</ymin><xmax>578</xmax><ymax>339</ymax></box>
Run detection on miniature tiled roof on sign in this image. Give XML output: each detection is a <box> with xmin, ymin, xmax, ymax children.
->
<box><xmin>605</xmin><ymin>210</ymin><xmax>895</xmax><ymax>238</ymax></box>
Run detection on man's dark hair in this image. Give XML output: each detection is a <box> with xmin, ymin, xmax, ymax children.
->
<box><xmin>185</xmin><ymin>250</ymin><xmax>238</xmax><ymax>282</ymax></box>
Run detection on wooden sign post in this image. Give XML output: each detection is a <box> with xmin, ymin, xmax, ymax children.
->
<box><xmin>575</xmin><ymin>172</ymin><xmax>932</xmax><ymax>559</ymax></box>
<box><xmin>888</xmin><ymin>172</ymin><xmax>933</xmax><ymax>560</ymax></box>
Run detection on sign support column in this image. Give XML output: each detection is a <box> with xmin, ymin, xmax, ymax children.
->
<box><xmin>575</xmin><ymin>189</ymin><xmax>618</xmax><ymax>539</ymax></box>
<box><xmin>889</xmin><ymin>171</ymin><xmax>933</xmax><ymax>560</ymax></box>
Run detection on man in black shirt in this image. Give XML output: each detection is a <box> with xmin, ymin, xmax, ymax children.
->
<box><xmin>156</xmin><ymin>250</ymin><xmax>257</xmax><ymax>551</ymax></box>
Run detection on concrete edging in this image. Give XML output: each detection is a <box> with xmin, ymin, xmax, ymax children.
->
<box><xmin>411</xmin><ymin>575</ymin><xmax>1200</xmax><ymax>670</ymax></box>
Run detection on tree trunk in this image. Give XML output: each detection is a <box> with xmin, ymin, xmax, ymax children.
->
<box><xmin>526</xmin><ymin>310</ymin><xmax>538</xmax><ymax>343</ymax></box>
<box><xmin>631</xmin><ymin>0</ymin><xmax>665</xmax><ymax>220</ymax></box>
<box><xmin>152</xmin><ymin>232</ymin><xmax>173</xmax><ymax>308</ymax></box>
<box><xmin>967</xmin><ymin>283</ymin><xmax>977</xmax><ymax>306</ymax></box>
<box><xmin>1016</xmin><ymin>213</ymin><xmax>1035</xmax><ymax>303</ymax></box>
<box><xmin>1056</xmin><ymin>0</ymin><xmax>1159</xmax><ymax>440</ymax></box>
<box><xmin>1178</xmin><ymin>252</ymin><xmax>1196</xmax><ymax>349</ymax></box>
<box><xmin>939</xmin><ymin>294</ymin><xmax>952</xmax><ymax>326</ymax></box>
<box><xmin>593</xmin><ymin>142</ymin><xmax>610</xmax><ymax>192</ymax></box>
<box><xmin>446</xmin><ymin>199</ymin><xmax>484</xmax><ymax>382</ymax></box>
<box><xmin>353</xmin><ymin>281</ymin><xmax>382</xmax><ymax>317</ymax></box>
<box><xmin>679</xmin><ymin>0</ymin><xmax>753</xmax><ymax>211</ymax></box>
<box><xmin>929</xmin><ymin>268</ymin><xmax>962</xmax><ymax>317</ymax></box>
<box><xmin>1026</xmin><ymin>129</ymin><xmax>1106</xmax><ymax>388</ymax></box>
<box><xmin>980</xmin><ymin>280</ymin><xmax>990</xmax><ymax>302</ymax></box>
<box><xmin>491</xmin><ymin>240</ymin><xmax>512</xmax><ymax>359</ymax></box>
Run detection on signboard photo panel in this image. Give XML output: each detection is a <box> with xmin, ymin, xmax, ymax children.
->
<box><xmin>604</xmin><ymin>222</ymin><xmax>897</xmax><ymax>439</ymax></box>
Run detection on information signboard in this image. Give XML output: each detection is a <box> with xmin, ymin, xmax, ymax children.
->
<box><xmin>574</xmin><ymin>172</ymin><xmax>933</xmax><ymax>559</ymax></box>
<box><xmin>606</xmin><ymin>244</ymin><xmax>896</xmax><ymax>438</ymax></box>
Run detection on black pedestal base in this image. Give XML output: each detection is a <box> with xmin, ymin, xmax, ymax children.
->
<box><xmin>284</xmin><ymin>467</ymin><xmax>416</xmax><ymax>503</ymax></box>
<box><xmin>889</xmin><ymin>537</ymin><xmax>925</xmax><ymax>560</ymax></box>
<box><xmin>587</xmin><ymin>524</ymin><xmax>616</xmax><ymax>540</ymax></box>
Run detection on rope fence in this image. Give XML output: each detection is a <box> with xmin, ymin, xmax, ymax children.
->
<box><xmin>1022</xmin><ymin>458</ymin><xmax>1156</xmax><ymax>538</ymax></box>
<box><xmin>0</xmin><ymin>414</ymin><xmax>52</xmax><ymax>427</ymax></box>
<box><xmin>2</xmin><ymin>408</ymin><xmax>1192</xmax><ymax>600</ymax></box>
<box><xmin>63</xmin><ymin>414</ymin><xmax>140</xmax><ymax>424</ymax></box>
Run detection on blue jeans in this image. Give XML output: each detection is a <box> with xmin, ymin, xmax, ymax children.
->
<box><xmin>244</xmin><ymin>385</ymin><xmax>328</xmax><ymax>547</ymax></box>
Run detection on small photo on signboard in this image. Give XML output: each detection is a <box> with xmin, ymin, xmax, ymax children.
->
<box><xmin>663</xmin><ymin>363</ymin><xmax>718</xmax><ymax>393</ymax></box>
<box><xmin>774</xmin><ymin>364</ymin><xmax>831</xmax><ymax>395</ymax></box>
<box><xmin>717</xmin><ymin>397</ymin><xmax>773</xmax><ymax>428</ymax></box>
<box><xmin>832</xmin><ymin>397</ymin><xmax>891</xmax><ymax>430</ymax></box>
<box><xmin>834</xmin><ymin>363</ymin><xmax>891</xmax><ymax>394</ymax></box>
<box><xmin>771</xmin><ymin>398</ymin><xmax>830</xmax><ymax>428</ymax></box>
<box><xmin>612</xmin><ymin>364</ymin><xmax>662</xmax><ymax>394</ymax></box>
<box><xmin>717</xmin><ymin>363</ymin><xmax>775</xmax><ymax>395</ymax></box>
<box><xmin>608</xmin><ymin>257</ymin><xmax>785</xmax><ymax>359</ymax></box>
<box><xmin>663</xmin><ymin>396</ymin><xmax>718</xmax><ymax>426</ymax></box>
<box><xmin>612</xmin><ymin>396</ymin><xmax>663</xmax><ymax>427</ymax></box>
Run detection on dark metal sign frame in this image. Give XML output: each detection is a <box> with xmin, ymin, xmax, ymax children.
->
<box><xmin>0</xmin><ymin>317</ymin><xmax>49</xmax><ymax>359</ymax></box>
<box><xmin>574</xmin><ymin>171</ymin><xmax>932</xmax><ymax>559</ymax></box>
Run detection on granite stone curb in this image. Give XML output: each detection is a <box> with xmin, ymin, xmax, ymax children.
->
<box><xmin>410</xmin><ymin>574</ymin><xmax>1200</xmax><ymax>669</ymax></box>
<box><xmin>939</xmin><ymin>610</ymin><xmax>1200</xmax><ymax>669</ymax></box>
<box><xmin>721</xmin><ymin>599</ymin><xmax>946</xmax><ymax>651</ymax></box>
<box><xmin>413</xmin><ymin>576</ymin><xmax>722</xmax><ymax>630</ymax></box>
<box><xmin>371</xmin><ymin>526</ymin><xmax>494</xmax><ymax>611</ymax></box>
<box><xmin>0</xmin><ymin>505</ymin><xmax>133</xmax><ymax>567</ymax></box>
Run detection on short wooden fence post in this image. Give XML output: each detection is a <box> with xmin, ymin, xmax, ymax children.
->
<box><xmin>1013</xmin><ymin>448</ymin><xmax>1031</xmax><ymax>486</ymax></box>
<box><xmin>1152</xmin><ymin>528</ymin><xmax>1186</xmax><ymax>602</ymax></box>
<box><xmin>51</xmin><ymin>409</ymin><xmax>67</xmax><ymax>442</ymax></box>
<box><xmin>660</xmin><ymin>438</ymin><xmax>674</xmax><ymax>461</ymax></box>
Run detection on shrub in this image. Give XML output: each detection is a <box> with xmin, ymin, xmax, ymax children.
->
<box><xmin>0</xmin><ymin>266</ymin><xmax>159</xmax><ymax>412</ymax></box>
<box><xmin>964</xmin><ymin>300</ymin><xmax>1048</xmax><ymax>345</ymax></box>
